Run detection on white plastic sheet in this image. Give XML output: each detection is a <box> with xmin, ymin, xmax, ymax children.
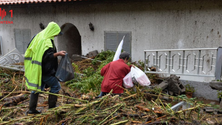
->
<box><xmin>113</xmin><ymin>36</ymin><xmax>125</xmax><ymax>61</ymax></box>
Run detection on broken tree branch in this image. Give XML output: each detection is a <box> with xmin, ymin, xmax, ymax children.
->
<box><xmin>0</xmin><ymin>85</ymin><xmax>17</xmax><ymax>102</ymax></box>
<box><xmin>3</xmin><ymin>93</ymin><xmax>28</xmax><ymax>106</ymax></box>
<box><xmin>29</xmin><ymin>89</ymin><xmax>88</xmax><ymax>103</ymax></box>
<box><xmin>98</xmin><ymin>104</ymin><xmax>123</xmax><ymax>125</ymax></box>
<box><xmin>110</xmin><ymin>120</ymin><xmax>128</xmax><ymax>125</ymax></box>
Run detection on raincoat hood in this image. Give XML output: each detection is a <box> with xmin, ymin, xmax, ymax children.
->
<box><xmin>42</xmin><ymin>22</ymin><xmax>61</xmax><ymax>40</ymax></box>
<box><xmin>28</xmin><ymin>22</ymin><xmax>61</xmax><ymax>53</ymax></box>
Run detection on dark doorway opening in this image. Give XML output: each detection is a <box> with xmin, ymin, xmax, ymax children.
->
<box><xmin>57</xmin><ymin>23</ymin><xmax>81</xmax><ymax>58</ymax></box>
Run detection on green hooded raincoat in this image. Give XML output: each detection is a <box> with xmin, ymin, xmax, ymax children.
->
<box><xmin>24</xmin><ymin>22</ymin><xmax>61</xmax><ymax>91</ymax></box>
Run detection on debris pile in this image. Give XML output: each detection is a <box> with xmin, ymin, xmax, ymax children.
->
<box><xmin>156</xmin><ymin>74</ymin><xmax>185</xmax><ymax>96</ymax></box>
<box><xmin>0</xmin><ymin>50</ymin><xmax>222</xmax><ymax>124</ymax></box>
<box><xmin>0</xmin><ymin>82</ymin><xmax>220</xmax><ymax>125</ymax></box>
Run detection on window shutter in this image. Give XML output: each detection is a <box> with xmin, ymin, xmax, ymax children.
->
<box><xmin>104</xmin><ymin>31</ymin><xmax>131</xmax><ymax>55</ymax></box>
<box><xmin>14</xmin><ymin>29</ymin><xmax>31</xmax><ymax>54</ymax></box>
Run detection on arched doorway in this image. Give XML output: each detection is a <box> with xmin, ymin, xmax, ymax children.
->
<box><xmin>57</xmin><ymin>23</ymin><xmax>81</xmax><ymax>58</ymax></box>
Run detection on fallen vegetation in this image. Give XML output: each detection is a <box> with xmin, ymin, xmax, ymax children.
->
<box><xmin>0</xmin><ymin>51</ymin><xmax>222</xmax><ymax>125</ymax></box>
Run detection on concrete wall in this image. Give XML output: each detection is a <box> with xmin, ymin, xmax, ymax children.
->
<box><xmin>0</xmin><ymin>0</ymin><xmax>222</xmax><ymax>60</ymax></box>
<box><xmin>0</xmin><ymin>0</ymin><xmax>222</xmax><ymax>80</ymax></box>
<box><xmin>1</xmin><ymin>0</ymin><xmax>222</xmax><ymax>100</ymax></box>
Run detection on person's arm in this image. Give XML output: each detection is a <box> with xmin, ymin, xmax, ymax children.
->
<box><xmin>53</xmin><ymin>50</ymin><xmax>66</xmax><ymax>57</ymax></box>
<box><xmin>43</xmin><ymin>49</ymin><xmax>66</xmax><ymax>62</ymax></box>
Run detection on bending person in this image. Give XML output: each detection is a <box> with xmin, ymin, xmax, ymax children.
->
<box><xmin>98</xmin><ymin>52</ymin><xmax>132</xmax><ymax>97</ymax></box>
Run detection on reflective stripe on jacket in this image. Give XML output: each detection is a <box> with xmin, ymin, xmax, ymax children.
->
<box><xmin>24</xmin><ymin>22</ymin><xmax>61</xmax><ymax>91</ymax></box>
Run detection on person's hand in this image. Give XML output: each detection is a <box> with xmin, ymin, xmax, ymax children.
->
<box><xmin>58</xmin><ymin>51</ymin><xmax>66</xmax><ymax>56</ymax></box>
<box><xmin>132</xmin><ymin>64</ymin><xmax>135</xmax><ymax>68</ymax></box>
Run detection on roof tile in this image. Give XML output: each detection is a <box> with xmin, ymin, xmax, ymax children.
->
<box><xmin>0</xmin><ymin>0</ymin><xmax>82</xmax><ymax>5</ymax></box>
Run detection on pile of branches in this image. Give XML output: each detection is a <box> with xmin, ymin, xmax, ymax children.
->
<box><xmin>0</xmin><ymin>51</ymin><xmax>219</xmax><ymax>124</ymax></box>
<box><xmin>0</xmin><ymin>85</ymin><xmax>213</xmax><ymax>125</ymax></box>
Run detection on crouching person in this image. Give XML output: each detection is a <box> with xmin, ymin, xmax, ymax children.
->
<box><xmin>98</xmin><ymin>52</ymin><xmax>132</xmax><ymax>97</ymax></box>
<box><xmin>24</xmin><ymin>21</ymin><xmax>66</xmax><ymax>115</ymax></box>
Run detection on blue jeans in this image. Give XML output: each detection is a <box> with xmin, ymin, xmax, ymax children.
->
<box><xmin>31</xmin><ymin>75</ymin><xmax>61</xmax><ymax>94</ymax></box>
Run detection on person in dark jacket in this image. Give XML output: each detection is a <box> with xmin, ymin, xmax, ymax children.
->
<box><xmin>25</xmin><ymin>22</ymin><xmax>66</xmax><ymax>115</ymax></box>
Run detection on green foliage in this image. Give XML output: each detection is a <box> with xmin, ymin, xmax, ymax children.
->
<box><xmin>91</xmin><ymin>120</ymin><xmax>98</xmax><ymax>124</ymax></box>
<box><xmin>65</xmin><ymin>73</ymin><xmax>83</xmax><ymax>85</ymax></box>
<box><xmin>147</xmin><ymin>74</ymin><xmax>157</xmax><ymax>80</ymax></box>
<box><xmin>137</xmin><ymin>60</ymin><xmax>145</xmax><ymax>68</ymax></box>
<box><xmin>0</xmin><ymin>72</ymin><xmax>10</xmax><ymax>77</ymax></box>
<box><xmin>177</xmin><ymin>94</ymin><xmax>187</xmax><ymax>100</ymax></box>
<box><xmin>212</xmin><ymin>104</ymin><xmax>220</xmax><ymax>109</ymax></box>
<box><xmin>92</xmin><ymin>50</ymin><xmax>115</xmax><ymax>65</ymax></box>
<box><xmin>82</xmin><ymin>66</ymin><xmax>95</xmax><ymax>77</ymax></box>
<box><xmin>217</xmin><ymin>90</ymin><xmax>222</xmax><ymax>98</ymax></box>
<box><xmin>185</xmin><ymin>84</ymin><xmax>195</xmax><ymax>93</ymax></box>
<box><xmin>67</xmin><ymin>73</ymin><xmax>103</xmax><ymax>93</ymax></box>
<box><xmin>189</xmin><ymin>97</ymin><xmax>196</xmax><ymax>103</ymax></box>
<box><xmin>72</xmin><ymin>63</ymin><xmax>80</xmax><ymax>73</ymax></box>
<box><xmin>167</xmin><ymin>103</ymin><xmax>172</xmax><ymax>107</ymax></box>
<box><xmin>66</xmin><ymin>50</ymin><xmax>115</xmax><ymax>94</ymax></box>
<box><xmin>152</xmin><ymin>87</ymin><xmax>162</xmax><ymax>94</ymax></box>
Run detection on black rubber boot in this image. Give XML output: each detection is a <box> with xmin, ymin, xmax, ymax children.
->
<box><xmin>48</xmin><ymin>94</ymin><xmax>58</xmax><ymax>109</ymax></box>
<box><xmin>27</xmin><ymin>93</ymin><xmax>41</xmax><ymax>115</ymax></box>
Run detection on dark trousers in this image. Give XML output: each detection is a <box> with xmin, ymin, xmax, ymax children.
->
<box><xmin>97</xmin><ymin>92</ymin><xmax>121</xmax><ymax>98</ymax></box>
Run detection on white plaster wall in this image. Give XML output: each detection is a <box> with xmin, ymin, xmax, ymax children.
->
<box><xmin>0</xmin><ymin>0</ymin><xmax>222</xmax><ymax>66</ymax></box>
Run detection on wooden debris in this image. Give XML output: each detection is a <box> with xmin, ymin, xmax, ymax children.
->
<box><xmin>3</xmin><ymin>93</ymin><xmax>28</xmax><ymax>107</ymax></box>
<box><xmin>135</xmin><ymin>105</ymin><xmax>163</xmax><ymax>114</ymax></box>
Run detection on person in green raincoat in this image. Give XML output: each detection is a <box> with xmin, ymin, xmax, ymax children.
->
<box><xmin>24</xmin><ymin>22</ymin><xmax>66</xmax><ymax>115</ymax></box>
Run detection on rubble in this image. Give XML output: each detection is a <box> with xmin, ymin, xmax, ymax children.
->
<box><xmin>0</xmin><ymin>52</ymin><xmax>222</xmax><ymax>124</ymax></box>
<box><xmin>0</xmin><ymin>86</ymin><xmax>216</xmax><ymax>124</ymax></box>
<box><xmin>157</xmin><ymin>74</ymin><xmax>185</xmax><ymax>96</ymax></box>
<box><xmin>0</xmin><ymin>48</ymin><xmax>24</xmax><ymax>72</ymax></box>
<box><xmin>0</xmin><ymin>48</ymin><xmax>23</xmax><ymax>65</ymax></box>
<box><xmin>210</xmin><ymin>80</ymin><xmax>222</xmax><ymax>90</ymax></box>
<box><xmin>71</xmin><ymin>54</ymin><xmax>82</xmax><ymax>61</ymax></box>
<box><xmin>86</xmin><ymin>50</ymin><xmax>99</xmax><ymax>58</ymax></box>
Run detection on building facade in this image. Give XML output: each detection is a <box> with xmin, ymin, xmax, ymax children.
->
<box><xmin>0</xmin><ymin>0</ymin><xmax>222</xmax><ymax>100</ymax></box>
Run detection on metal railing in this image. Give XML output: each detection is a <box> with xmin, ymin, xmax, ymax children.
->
<box><xmin>144</xmin><ymin>47</ymin><xmax>222</xmax><ymax>80</ymax></box>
